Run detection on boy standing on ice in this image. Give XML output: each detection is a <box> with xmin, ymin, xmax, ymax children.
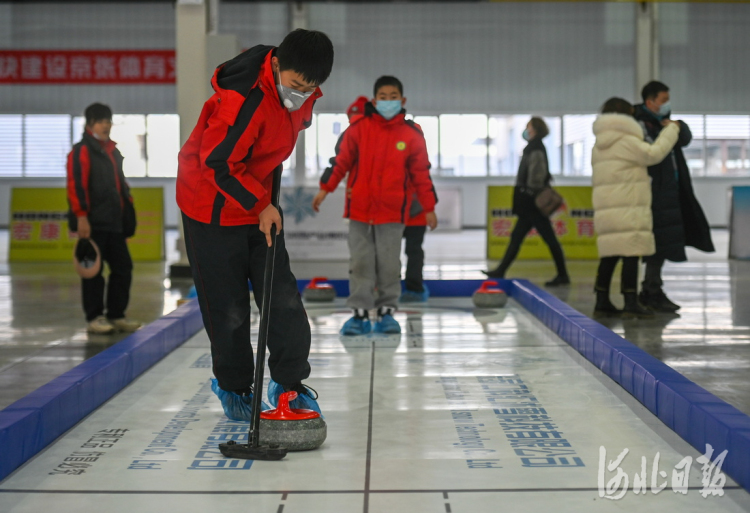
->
<box><xmin>313</xmin><ymin>76</ymin><xmax>438</xmax><ymax>336</ymax></box>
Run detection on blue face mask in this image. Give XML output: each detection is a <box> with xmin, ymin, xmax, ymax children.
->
<box><xmin>375</xmin><ymin>100</ymin><xmax>402</xmax><ymax>120</ymax></box>
<box><xmin>522</xmin><ymin>129</ymin><xmax>530</xmax><ymax>142</ymax></box>
<box><xmin>657</xmin><ymin>101</ymin><xmax>671</xmax><ymax>119</ymax></box>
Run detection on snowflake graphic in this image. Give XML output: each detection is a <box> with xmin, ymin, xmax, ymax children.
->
<box><xmin>282</xmin><ymin>187</ymin><xmax>316</xmax><ymax>224</ymax></box>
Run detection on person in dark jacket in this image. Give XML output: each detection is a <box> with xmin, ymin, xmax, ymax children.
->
<box><xmin>484</xmin><ymin>117</ymin><xmax>569</xmax><ymax>286</ymax></box>
<box><xmin>176</xmin><ymin>29</ymin><xmax>334</xmax><ymax>421</ymax></box>
<box><xmin>634</xmin><ymin>81</ymin><xmax>714</xmax><ymax>312</ymax></box>
<box><xmin>66</xmin><ymin>103</ymin><xmax>141</xmax><ymax>335</ymax></box>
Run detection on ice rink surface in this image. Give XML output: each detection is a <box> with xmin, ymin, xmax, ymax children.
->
<box><xmin>1</xmin><ymin>298</ymin><xmax>749</xmax><ymax>512</ymax></box>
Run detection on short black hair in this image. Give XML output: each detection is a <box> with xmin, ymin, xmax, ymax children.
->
<box><xmin>85</xmin><ymin>103</ymin><xmax>112</xmax><ymax>126</ymax></box>
<box><xmin>641</xmin><ymin>81</ymin><xmax>669</xmax><ymax>102</ymax></box>
<box><xmin>277</xmin><ymin>29</ymin><xmax>334</xmax><ymax>86</ymax></box>
<box><xmin>373</xmin><ymin>76</ymin><xmax>403</xmax><ymax>97</ymax></box>
<box><xmin>529</xmin><ymin>117</ymin><xmax>549</xmax><ymax>139</ymax></box>
<box><xmin>601</xmin><ymin>97</ymin><xmax>633</xmax><ymax>115</ymax></box>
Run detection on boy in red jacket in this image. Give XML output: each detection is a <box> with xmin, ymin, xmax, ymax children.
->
<box><xmin>177</xmin><ymin>29</ymin><xmax>334</xmax><ymax>421</ymax></box>
<box><xmin>313</xmin><ymin>76</ymin><xmax>438</xmax><ymax>335</ymax></box>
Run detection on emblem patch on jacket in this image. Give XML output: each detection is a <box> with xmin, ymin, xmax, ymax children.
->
<box><xmin>396</xmin><ymin>141</ymin><xmax>406</xmax><ymax>151</ymax></box>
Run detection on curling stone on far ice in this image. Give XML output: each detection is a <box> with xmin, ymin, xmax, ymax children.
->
<box><xmin>302</xmin><ymin>277</ymin><xmax>336</xmax><ymax>302</ymax></box>
<box><xmin>472</xmin><ymin>280</ymin><xmax>508</xmax><ymax>308</ymax></box>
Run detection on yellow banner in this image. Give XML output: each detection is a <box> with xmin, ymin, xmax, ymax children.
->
<box><xmin>9</xmin><ymin>187</ymin><xmax>164</xmax><ymax>262</ymax></box>
<box><xmin>487</xmin><ymin>185</ymin><xmax>598</xmax><ymax>261</ymax></box>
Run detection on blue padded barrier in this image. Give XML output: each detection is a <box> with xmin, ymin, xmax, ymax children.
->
<box><xmin>0</xmin><ymin>299</ymin><xmax>203</xmax><ymax>482</ymax></box>
<box><xmin>508</xmin><ymin>279</ymin><xmax>750</xmax><ymax>492</ymax></box>
<box><xmin>295</xmin><ymin>278</ymin><xmax>512</xmax><ymax>299</ymax></box>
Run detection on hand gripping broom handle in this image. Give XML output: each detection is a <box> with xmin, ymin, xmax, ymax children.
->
<box><xmin>250</xmin><ymin>165</ymin><xmax>283</xmax><ymax>448</ymax></box>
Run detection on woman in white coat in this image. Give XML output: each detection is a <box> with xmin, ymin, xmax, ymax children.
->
<box><xmin>592</xmin><ymin>97</ymin><xmax>680</xmax><ymax>318</ymax></box>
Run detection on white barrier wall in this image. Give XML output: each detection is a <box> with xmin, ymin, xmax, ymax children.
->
<box><xmin>0</xmin><ymin>178</ymin><xmax>745</xmax><ymax>231</ymax></box>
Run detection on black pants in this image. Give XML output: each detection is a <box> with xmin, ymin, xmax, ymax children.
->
<box><xmin>495</xmin><ymin>211</ymin><xmax>568</xmax><ymax>277</ymax></box>
<box><xmin>595</xmin><ymin>256</ymin><xmax>639</xmax><ymax>293</ymax></box>
<box><xmin>182</xmin><ymin>213</ymin><xmax>311</xmax><ymax>393</ymax></box>
<box><xmin>403</xmin><ymin>225</ymin><xmax>426</xmax><ymax>292</ymax></box>
<box><xmin>82</xmin><ymin>230</ymin><xmax>132</xmax><ymax>322</ymax></box>
<box><xmin>642</xmin><ymin>257</ymin><xmax>665</xmax><ymax>294</ymax></box>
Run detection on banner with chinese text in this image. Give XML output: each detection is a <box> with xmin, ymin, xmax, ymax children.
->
<box><xmin>9</xmin><ymin>188</ymin><xmax>164</xmax><ymax>262</ymax></box>
<box><xmin>0</xmin><ymin>50</ymin><xmax>175</xmax><ymax>84</ymax></box>
<box><xmin>487</xmin><ymin>185</ymin><xmax>597</xmax><ymax>260</ymax></box>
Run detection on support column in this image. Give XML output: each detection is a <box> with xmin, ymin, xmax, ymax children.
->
<box><xmin>635</xmin><ymin>2</ymin><xmax>659</xmax><ymax>100</ymax></box>
<box><xmin>290</xmin><ymin>2</ymin><xmax>309</xmax><ymax>186</ymax></box>
<box><xmin>171</xmin><ymin>0</ymin><xmax>209</xmax><ymax>279</ymax></box>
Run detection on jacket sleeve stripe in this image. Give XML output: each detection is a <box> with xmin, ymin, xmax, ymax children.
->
<box><xmin>69</xmin><ymin>144</ymin><xmax>89</xmax><ymax>214</ymax></box>
<box><xmin>205</xmin><ymin>88</ymin><xmax>265</xmax><ymax>211</ymax></box>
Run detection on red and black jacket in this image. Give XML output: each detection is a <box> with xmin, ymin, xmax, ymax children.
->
<box><xmin>320</xmin><ymin>103</ymin><xmax>437</xmax><ymax>225</ymax></box>
<box><xmin>66</xmin><ymin>131</ymin><xmax>131</xmax><ymax>233</ymax></box>
<box><xmin>177</xmin><ymin>45</ymin><xmax>321</xmax><ymax>226</ymax></box>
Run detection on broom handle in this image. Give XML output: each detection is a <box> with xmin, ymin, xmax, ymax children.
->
<box><xmin>250</xmin><ymin>165</ymin><xmax>283</xmax><ymax>448</ymax></box>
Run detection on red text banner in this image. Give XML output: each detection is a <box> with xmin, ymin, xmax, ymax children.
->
<box><xmin>0</xmin><ymin>50</ymin><xmax>175</xmax><ymax>84</ymax></box>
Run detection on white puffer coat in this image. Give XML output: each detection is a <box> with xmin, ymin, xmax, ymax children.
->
<box><xmin>592</xmin><ymin>114</ymin><xmax>680</xmax><ymax>258</ymax></box>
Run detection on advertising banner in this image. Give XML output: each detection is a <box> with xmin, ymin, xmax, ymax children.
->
<box><xmin>487</xmin><ymin>185</ymin><xmax>597</xmax><ymax>260</ymax></box>
<box><xmin>8</xmin><ymin>187</ymin><xmax>164</xmax><ymax>262</ymax></box>
<box><xmin>0</xmin><ymin>50</ymin><xmax>175</xmax><ymax>84</ymax></box>
<box><xmin>729</xmin><ymin>186</ymin><xmax>750</xmax><ymax>260</ymax></box>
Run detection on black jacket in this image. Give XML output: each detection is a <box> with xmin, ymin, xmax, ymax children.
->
<box><xmin>633</xmin><ymin>105</ymin><xmax>714</xmax><ymax>261</ymax></box>
<box><xmin>512</xmin><ymin>137</ymin><xmax>551</xmax><ymax>217</ymax></box>
<box><xmin>67</xmin><ymin>131</ymin><xmax>133</xmax><ymax>234</ymax></box>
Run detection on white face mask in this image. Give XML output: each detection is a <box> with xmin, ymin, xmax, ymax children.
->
<box><xmin>276</xmin><ymin>70</ymin><xmax>313</xmax><ymax>112</ymax></box>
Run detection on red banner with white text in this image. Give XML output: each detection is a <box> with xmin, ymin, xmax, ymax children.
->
<box><xmin>0</xmin><ymin>50</ymin><xmax>175</xmax><ymax>84</ymax></box>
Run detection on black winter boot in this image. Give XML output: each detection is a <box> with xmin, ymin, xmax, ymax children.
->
<box><xmin>639</xmin><ymin>290</ymin><xmax>680</xmax><ymax>313</ymax></box>
<box><xmin>544</xmin><ymin>275</ymin><xmax>570</xmax><ymax>287</ymax></box>
<box><xmin>623</xmin><ymin>292</ymin><xmax>654</xmax><ymax>319</ymax></box>
<box><xmin>593</xmin><ymin>290</ymin><xmax>622</xmax><ymax>318</ymax></box>
<box><xmin>483</xmin><ymin>267</ymin><xmax>505</xmax><ymax>278</ymax></box>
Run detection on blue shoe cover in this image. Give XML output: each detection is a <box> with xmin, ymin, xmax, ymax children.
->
<box><xmin>341</xmin><ymin>316</ymin><xmax>372</xmax><ymax>336</ymax></box>
<box><xmin>374</xmin><ymin>313</ymin><xmax>401</xmax><ymax>334</ymax></box>
<box><xmin>399</xmin><ymin>284</ymin><xmax>429</xmax><ymax>303</ymax></box>
<box><xmin>267</xmin><ymin>379</ymin><xmax>323</xmax><ymax>418</ymax></box>
<box><xmin>211</xmin><ymin>378</ymin><xmax>270</xmax><ymax>422</ymax></box>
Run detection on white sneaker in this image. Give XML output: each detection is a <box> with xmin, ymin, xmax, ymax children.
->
<box><xmin>88</xmin><ymin>316</ymin><xmax>115</xmax><ymax>334</ymax></box>
<box><xmin>110</xmin><ymin>317</ymin><xmax>142</xmax><ymax>332</ymax></box>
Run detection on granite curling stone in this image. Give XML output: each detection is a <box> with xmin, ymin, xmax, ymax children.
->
<box><xmin>302</xmin><ymin>277</ymin><xmax>337</xmax><ymax>303</ymax></box>
<box><xmin>472</xmin><ymin>280</ymin><xmax>508</xmax><ymax>308</ymax></box>
<box><xmin>258</xmin><ymin>391</ymin><xmax>327</xmax><ymax>451</ymax></box>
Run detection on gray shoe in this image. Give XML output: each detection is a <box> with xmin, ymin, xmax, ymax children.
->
<box><xmin>87</xmin><ymin>316</ymin><xmax>115</xmax><ymax>334</ymax></box>
<box><xmin>110</xmin><ymin>317</ymin><xmax>143</xmax><ymax>332</ymax></box>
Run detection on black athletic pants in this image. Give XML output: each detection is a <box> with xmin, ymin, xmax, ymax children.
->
<box><xmin>82</xmin><ymin>230</ymin><xmax>132</xmax><ymax>322</ymax></box>
<box><xmin>595</xmin><ymin>256</ymin><xmax>639</xmax><ymax>293</ymax></box>
<box><xmin>182</xmin><ymin>213</ymin><xmax>311</xmax><ymax>393</ymax></box>
<box><xmin>403</xmin><ymin>225</ymin><xmax>426</xmax><ymax>292</ymax></box>
<box><xmin>495</xmin><ymin>211</ymin><xmax>568</xmax><ymax>278</ymax></box>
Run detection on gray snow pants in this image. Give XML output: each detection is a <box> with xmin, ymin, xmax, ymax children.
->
<box><xmin>347</xmin><ymin>220</ymin><xmax>405</xmax><ymax>311</ymax></box>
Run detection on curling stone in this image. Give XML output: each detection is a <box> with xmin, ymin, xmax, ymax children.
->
<box><xmin>259</xmin><ymin>391</ymin><xmax>327</xmax><ymax>451</ymax></box>
<box><xmin>302</xmin><ymin>277</ymin><xmax>336</xmax><ymax>302</ymax></box>
<box><xmin>472</xmin><ymin>280</ymin><xmax>508</xmax><ymax>308</ymax></box>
